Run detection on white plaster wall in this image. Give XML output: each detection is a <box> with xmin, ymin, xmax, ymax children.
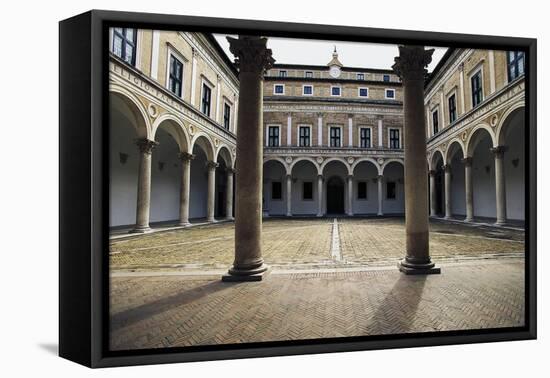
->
<box><xmin>189</xmin><ymin>147</ymin><xmax>208</xmax><ymax>219</ymax></box>
<box><xmin>504</xmin><ymin>120</ymin><xmax>525</xmax><ymax>221</ymax></box>
<box><xmin>150</xmin><ymin>129</ymin><xmax>180</xmax><ymax>223</ymax></box>
<box><xmin>472</xmin><ymin>137</ymin><xmax>496</xmax><ymax>218</ymax></box>
<box><xmin>352</xmin><ymin>163</ymin><xmax>378</xmax><ymax>214</ymax></box>
<box><xmin>109</xmin><ymin>116</ymin><xmax>138</xmax><ymax>227</ymax></box>
<box><xmin>382</xmin><ymin>163</ymin><xmax>405</xmax><ymax>214</ymax></box>
<box><xmin>263</xmin><ymin>162</ymin><xmax>287</xmax><ymax>215</ymax></box>
<box><xmin>450</xmin><ymin>155</ymin><xmax>466</xmax><ymax>216</ymax></box>
<box><xmin>291</xmin><ymin>161</ymin><xmax>318</xmax><ymax>215</ymax></box>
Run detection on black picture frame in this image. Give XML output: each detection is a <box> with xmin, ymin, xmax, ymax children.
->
<box><xmin>59</xmin><ymin>9</ymin><xmax>537</xmax><ymax>368</ymax></box>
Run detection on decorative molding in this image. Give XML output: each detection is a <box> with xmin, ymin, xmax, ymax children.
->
<box><xmin>135</xmin><ymin>138</ymin><xmax>158</xmax><ymax>154</ymax></box>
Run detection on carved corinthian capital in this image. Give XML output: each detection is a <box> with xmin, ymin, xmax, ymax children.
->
<box><xmin>135</xmin><ymin>139</ymin><xmax>159</xmax><ymax>155</ymax></box>
<box><xmin>392</xmin><ymin>45</ymin><xmax>435</xmax><ymax>81</ymax></box>
<box><xmin>226</xmin><ymin>35</ymin><xmax>275</xmax><ymax>77</ymax></box>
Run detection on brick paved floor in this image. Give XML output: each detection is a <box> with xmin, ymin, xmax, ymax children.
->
<box><xmin>110</xmin><ymin>260</ymin><xmax>525</xmax><ymax>351</ymax></box>
<box><xmin>110</xmin><ymin>218</ymin><xmax>524</xmax><ymax>271</ymax></box>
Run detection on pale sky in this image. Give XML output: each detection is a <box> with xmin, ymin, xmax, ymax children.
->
<box><xmin>214</xmin><ymin>35</ymin><xmax>448</xmax><ymax>73</ymax></box>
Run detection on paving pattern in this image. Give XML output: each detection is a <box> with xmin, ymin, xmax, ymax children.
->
<box><xmin>110</xmin><ymin>260</ymin><xmax>525</xmax><ymax>351</ymax></box>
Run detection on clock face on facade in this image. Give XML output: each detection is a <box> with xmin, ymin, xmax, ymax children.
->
<box><xmin>329</xmin><ymin>66</ymin><xmax>341</xmax><ymax>78</ymax></box>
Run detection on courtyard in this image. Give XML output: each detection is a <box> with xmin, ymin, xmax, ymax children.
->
<box><xmin>109</xmin><ymin>218</ymin><xmax>525</xmax><ymax>351</ymax></box>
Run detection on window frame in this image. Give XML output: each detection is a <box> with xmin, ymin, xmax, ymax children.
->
<box><xmin>388</xmin><ymin>128</ymin><xmax>401</xmax><ymax>149</ymax></box>
<box><xmin>111</xmin><ymin>27</ymin><xmax>139</xmax><ymax>67</ymax></box>
<box><xmin>470</xmin><ymin>67</ymin><xmax>484</xmax><ymax>108</ymax></box>
<box><xmin>432</xmin><ymin>108</ymin><xmax>439</xmax><ymax>135</ymax></box>
<box><xmin>357</xmin><ymin>73</ymin><xmax>365</xmax><ymax>80</ymax></box>
<box><xmin>507</xmin><ymin>51</ymin><xmax>525</xmax><ymax>82</ymax></box>
<box><xmin>302</xmin><ymin>84</ymin><xmax>314</xmax><ymax>96</ymax></box>
<box><xmin>302</xmin><ymin>181</ymin><xmax>314</xmax><ymax>201</ymax></box>
<box><xmin>200</xmin><ymin>79</ymin><xmax>213</xmax><ymax>117</ymax></box>
<box><xmin>223</xmin><ymin>101</ymin><xmax>232</xmax><ymax>130</ymax></box>
<box><xmin>386</xmin><ymin>181</ymin><xmax>397</xmax><ymax>200</ymax></box>
<box><xmin>331</xmin><ymin>86</ymin><xmax>342</xmax><ymax>97</ymax></box>
<box><xmin>279</xmin><ymin>70</ymin><xmax>287</xmax><ymax>77</ymax></box>
<box><xmin>271</xmin><ymin>181</ymin><xmax>282</xmax><ymax>200</ymax></box>
<box><xmin>358</xmin><ymin>87</ymin><xmax>369</xmax><ymax>98</ymax></box>
<box><xmin>305</xmin><ymin>70</ymin><xmax>313</xmax><ymax>78</ymax></box>
<box><xmin>166</xmin><ymin>50</ymin><xmax>185</xmax><ymax>98</ymax></box>
<box><xmin>448</xmin><ymin>92</ymin><xmax>457</xmax><ymax>124</ymax></box>
<box><xmin>298</xmin><ymin>125</ymin><xmax>312</xmax><ymax>147</ymax></box>
<box><xmin>385</xmin><ymin>88</ymin><xmax>396</xmax><ymax>99</ymax></box>
<box><xmin>383</xmin><ymin>74</ymin><xmax>391</xmax><ymax>82</ymax></box>
<box><xmin>357</xmin><ymin>181</ymin><xmax>368</xmax><ymax>200</ymax></box>
<box><xmin>328</xmin><ymin>125</ymin><xmax>343</xmax><ymax>147</ymax></box>
<box><xmin>359</xmin><ymin>127</ymin><xmax>372</xmax><ymax>148</ymax></box>
<box><xmin>273</xmin><ymin>84</ymin><xmax>285</xmax><ymax>95</ymax></box>
<box><xmin>266</xmin><ymin>125</ymin><xmax>281</xmax><ymax>147</ymax></box>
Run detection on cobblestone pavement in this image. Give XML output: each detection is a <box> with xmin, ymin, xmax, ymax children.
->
<box><xmin>110</xmin><ymin>259</ymin><xmax>525</xmax><ymax>351</ymax></box>
<box><xmin>110</xmin><ymin>218</ymin><xmax>524</xmax><ymax>271</ymax></box>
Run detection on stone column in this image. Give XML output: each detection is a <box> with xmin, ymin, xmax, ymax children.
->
<box><xmin>443</xmin><ymin>164</ymin><xmax>452</xmax><ymax>219</ymax></box>
<box><xmin>429</xmin><ymin>169</ymin><xmax>437</xmax><ymax>216</ymax></box>
<box><xmin>393</xmin><ymin>45</ymin><xmax>440</xmax><ymax>274</ymax></box>
<box><xmin>347</xmin><ymin>175</ymin><xmax>354</xmax><ymax>216</ymax></box>
<box><xmin>377</xmin><ymin>175</ymin><xmax>384</xmax><ymax>216</ymax></box>
<box><xmin>178</xmin><ymin>152</ymin><xmax>194</xmax><ymax>226</ymax></box>
<box><xmin>226</xmin><ymin>167</ymin><xmax>235</xmax><ymax>220</ymax></box>
<box><xmin>206</xmin><ymin>161</ymin><xmax>218</xmax><ymax>222</ymax></box>
<box><xmin>491</xmin><ymin>146</ymin><xmax>508</xmax><ymax>225</ymax></box>
<box><xmin>463</xmin><ymin>157</ymin><xmax>474</xmax><ymax>222</ymax></box>
<box><xmin>286</xmin><ymin>174</ymin><xmax>292</xmax><ymax>217</ymax></box>
<box><xmin>317</xmin><ymin>174</ymin><xmax>323</xmax><ymax>217</ymax></box>
<box><xmin>131</xmin><ymin>139</ymin><xmax>158</xmax><ymax>233</ymax></box>
<box><xmin>223</xmin><ymin>35</ymin><xmax>274</xmax><ymax>281</ymax></box>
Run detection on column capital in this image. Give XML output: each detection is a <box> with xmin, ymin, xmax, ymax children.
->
<box><xmin>347</xmin><ymin>113</ymin><xmax>355</xmax><ymax>119</ymax></box>
<box><xmin>458</xmin><ymin>62</ymin><xmax>465</xmax><ymax>72</ymax></box>
<box><xmin>206</xmin><ymin>160</ymin><xmax>219</xmax><ymax>170</ymax></box>
<box><xmin>442</xmin><ymin>164</ymin><xmax>452</xmax><ymax>173</ymax></box>
<box><xmin>135</xmin><ymin>139</ymin><xmax>158</xmax><ymax>155</ymax></box>
<box><xmin>226</xmin><ymin>167</ymin><xmax>236</xmax><ymax>174</ymax></box>
<box><xmin>377</xmin><ymin>174</ymin><xmax>384</xmax><ymax>180</ymax></box>
<box><xmin>316</xmin><ymin>112</ymin><xmax>324</xmax><ymax>118</ymax></box>
<box><xmin>392</xmin><ymin>45</ymin><xmax>434</xmax><ymax>81</ymax></box>
<box><xmin>286</xmin><ymin>173</ymin><xmax>292</xmax><ymax>180</ymax></box>
<box><xmin>317</xmin><ymin>174</ymin><xmax>324</xmax><ymax>180</ymax></box>
<box><xmin>178</xmin><ymin>152</ymin><xmax>195</xmax><ymax>162</ymax></box>
<box><xmin>428</xmin><ymin>169</ymin><xmax>436</xmax><ymax>177</ymax></box>
<box><xmin>191</xmin><ymin>47</ymin><xmax>199</xmax><ymax>59</ymax></box>
<box><xmin>285</xmin><ymin>112</ymin><xmax>293</xmax><ymax>118</ymax></box>
<box><xmin>490</xmin><ymin>145</ymin><xmax>508</xmax><ymax>157</ymax></box>
<box><xmin>462</xmin><ymin>157</ymin><xmax>473</xmax><ymax>166</ymax></box>
<box><xmin>227</xmin><ymin>36</ymin><xmax>275</xmax><ymax>77</ymax></box>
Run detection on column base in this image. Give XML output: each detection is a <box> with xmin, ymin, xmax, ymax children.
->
<box><xmin>129</xmin><ymin>226</ymin><xmax>151</xmax><ymax>234</ymax></box>
<box><xmin>398</xmin><ymin>259</ymin><xmax>441</xmax><ymax>275</ymax></box>
<box><xmin>207</xmin><ymin>218</ymin><xmax>217</xmax><ymax>223</ymax></box>
<box><xmin>464</xmin><ymin>217</ymin><xmax>474</xmax><ymax>223</ymax></box>
<box><xmin>495</xmin><ymin>220</ymin><xmax>507</xmax><ymax>226</ymax></box>
<box><xmin>225</xmin><ymin>216</ymin><xmax>235</xmax><ymax>221</ymax></box>
<box><xmin>377</xmin><ymin>212</ymin><xmax>383</xmax><ymax>216</ymax></box>
<box><xmin>316</xmin><ymin>213</ymin><xmax>323</xmax><ymax>217</ymax></box>
<box><xmin>178</xmin><ymin>221</ymin><xmax>191</xmax><ymax>227</ymax></box>
<box><xmin>444</xmin><ymin>215</ymin><xmax>452</xmax><ymax>220</ymax></box>
<box><xmin>222</xmin><ymin>264</ymin><xmax>270</xmax><ymax>282</ymax></box>
<box><xmin>286</xmin><ymin>213</ymin><xmax>292</xmax><ymax>217</ymax></box>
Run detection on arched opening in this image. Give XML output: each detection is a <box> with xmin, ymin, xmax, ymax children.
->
<box><xmin>215</xmin><ymin>147</ymin><xmax>232</xmax><ymax>219</ymax></box>
<box><xmin>382</xmin><ymin>161</ymin><xmax>405</xmax><ymax>214</ymax></box>
<box><xmin>352</xmin><ymin>160</ymin><xmax>379</xmax><ymax>215</ymax></box>
<box><xmin>500</xmin><ymin>107</ymin><xmax>525</xmax><ymax>222</ymax></box>
<box><xmin>469</xmin><ymin>128</ymin><xmax>496</xmax><ymax>220</ymax></box>
<box><xmin>109</xmin><ymin>92</ymin><xmax>148</xmax><ymax>228</ymax></box>
<box><xmin>290</xmin><ymin>160</ymin><xmax>319</xmax><ymax>215</ymax></box>
<box><xmin>447</xmin><ymin>142</ymin><xmax>466</xmax><ymax>218</ymax></box>
<box><xmin>263</xmin><ymin>160</ymin><xmax>287</xmax><ymax>216</ymax></box>
<box><xmin>190</xmin><ymin>135</ymin><xmax>214</xmax><ymax>221</ymax></box>
<box><xmin>326</xmin><ymin>176</ymin><xmax>345</xmax><ymax>214</ymax></box>
<box><xmin>431</xmin><ymin>152</ymin><xmax>445</xmax><ymax>216</ymax></box>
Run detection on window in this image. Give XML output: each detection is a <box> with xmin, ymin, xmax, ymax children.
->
<box><xmin>168</xmin><ymin>55</ymin><xmax>183</xmax><ymax>97</ymax></box>
<box><xmin>386</xmin><ymin>182</ymin><xmax>396</xmax><ymax>199</ymax></box>
<box><xmin>305</xmin><ymin>71</ymin><xmax>313</xmax><ymax>78</ymax></box>
<box><xmin>385</xmin><ymin>89</ymin><xmax>395</xmax><ymax>99</ymax></box>
<box><xmin>201</xmin><ymin>83</ymin><xmax>212</xmax><ymax>116</ymax></box>
<box><xmin>330</xmin><ymin>127</ymin><xmax>341</xmax><ymax>147</ymax></box>
<box><xmin>448</xmin><ymin>94</ymin><xmax>457</xmax><ymax>124</ymax></box>
<box><xmin>507</xmin><ymin>51</ymin><xmax>525</xmax><ymax>82</ymax></box>
<box><xmin>389</xmin><ymin>129</ymin><xmax>400</xmax><ymax>149</ymax></box>
<box><xmin>271</xmin><ymin>182</ymin><xmax>282</xmax><ymax>200</ymax></box>
<box><xmin>331</xmin><ymin>86</ymin><xmax>341</xmax><ymax>96</ymax></box>
<box><xmin>112</xmin><ymin>28</ymin><xmax>137</xmax><ymax>66</ymax></box>
<box><xmin>299</xmin><ymin>126</ymin><xmax>311</xmax><ymax>147</ymax></box>
<box><xmin>358</xmin><ymin>87</ymin><xmax>369</xmax><ymax>97</ymax></box>
<box><xmin>279</xmin><ymin>70</ymin><xmax>287</xmax><ymax>77</ymax></box>
<box><xmin>360</xmin><ymin>128</ymin><xmax>371</xmax><ymax>148</ymax></box>
<box><xmin>358</xmin><ymin>182</ymin><xmax>367</xmax><ymax>199</ymax></box>
<box><xmin>223</xmin><ymin>103</ymin><xmax>231</xmax><ymax>130</ymax></box>
<box><xmin>383</xmin><ymin>74</ymin><xmax>390</xmax><ymax>82</ymax></box>
<box><xmin>432</xmin><ymin>110</ymin><xmax>439</xmax><ymax>134</ymax></box>
<box><xmin>303</xmin><ymin>182</ymin><xmax>313</xmax><ymax>200</ymax></box>
<box><xmin>274</xmin><ymin>84</ymin><xmax>285</xmax><ymax>95</ymax></box>
<box><xmin>357</xmin><ymin>73</ymin><xmax>365</xmax><ymax>80</ymax></box>
<box><xmin>471</xmin><ymin>70</ymin><xmax>483</xmax><ymax>107</ymax></box>
<box><xmin>303</xmin><ymin>85</ymin><xmax>313</xmax><ymax>95</ymax></box>
<box><xmin>268</xmin><ymin>126</ymin><xmax>279</xmax><ymax>147</ymax></box>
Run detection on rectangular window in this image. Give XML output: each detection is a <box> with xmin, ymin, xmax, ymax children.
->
<box><xmin>279</xmin><ymin>70</ymin><xmax>287</xmax><ymax>77</ymax></box>
<box><xmin>331</xmin><ymin>86</ymin><xmax>341</xmax><ymax>96</ymax></box>
<box><xmin>223</xmin><ymin>103</ymin><xmax>231</xmax><ymax>130</ymax></box>
<box><xmin>385</xmin><ymin>89</ymin><xmax>395</xmax><ymax>99</ymax></box>
<box><xmin>305</xmin><ymin>71</ymin><xmax>313</xmax><ymax>78</ymax></box>
<box><xmin>303</xmin><ymin>85</ymin><xmax>313</xmax><ymax>95</ymax></box>
<box><xmin>386</xmin><ymin>182</ymin><xmax>396</xmax><ymax>199</ymax></box>
<box><xmin>201</xmin><ymin>83</ymin><xmax>212</xmax><ymax>116</ymax></box>
<box><xmin>358</xmin><ymin>87</ymin><xmax>369</xmax><ymax>97</ymax></box>
<box><xmin>271</xmin><ymin>182</ymin><xmax>282</xmax><ymax>200</ymax></box>
<box><xmin>383</xmin><ymin>74</ymin><xmax>390</xmax><ymax>82</ymax></box>
<box><xmin>274</xmin><ymin>84</ymin><xmax>284</xmax><ymax>95</ymax></box>
<box><xmin>330</xmin><ymin>127</ymin><xmax>341</xmax><ymax>147</ymax></box>
<box><xmin>360</xmin><ymin>128</ymin><xmax>371</xmax><ymax>148</ymax></box>
<box><xmin>299</xmin><ymin>126</ymin><xmax>311</xmax><ymax>147</ymax></box>
<box><xmin>168</xmin><ymin>55</ymin><xmax>183</xmax><ymax>97</ymax></box>
<box><xmin>268</xmin><ymin>126</ymin><xmax>279</xmax><ymax>147</ymax></box>
<box><xmin>448</xmin><ymin>94</ymin><xmax>457</xmax><ymax>124</ymax></box>
<box><xmin>358</xmin><ymin>182</ymin><xmax>367</xmax><ymax>200</ymax></box>
<box><xmin>471</xmin><ymin>70</ymin><xmax>483</xmax><ymax>107</ymax></box>
<box><xmin>432</xmin><ymin>110</ymin><xmax>439</xmax><ymax>134</ymax></box>
<box><xmin>507</xmin><ymin>51</ymin><xmax>525</xmax><ymax>82</ymax></box>
<box><xmin>389</xmin><ymin>129</ymin><xmax>400</xmax><ymax>149</ymax></box>
<box><xmin>303</xmin><ymin>182</ymin><xmax>313</xmax><ymax>200</ymax></box>
<box><xmin>357</xmin><ymin>73</ymin><xmax>365</xmax><ymax>80</ymax></box>
<box><xmin>112</xmin><ymin>28</ymin><xmax>137</xmax><ymax>66</ymax></box>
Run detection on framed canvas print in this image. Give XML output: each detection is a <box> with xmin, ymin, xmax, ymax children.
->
<box><xmin>59</xmin><ymin>10</ymin><xmax>536</xmax><ymax>368</ymax></box>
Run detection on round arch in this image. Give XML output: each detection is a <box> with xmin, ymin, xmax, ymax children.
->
<box><xmin>496</xmin><ymin>102</ymin><xmax>525</xmax><ymax>146</ymax></box>
<box><xmin>351</xmin><ymin>157</ymin><xmax>381</xmax><ymax>176</ymax></box>
<box><xmin>152</xmin><ymin>114</ymin><xmax>190</xmax><ymax>153</ymax></box>
<box><xmin>381</xmin><ymin>159</ymin><xmax>405</xmax><ymax>175</ymax></box>
<box><xmin>263</xmin><ymin>157</ymin><xmax>290</xmax><ymax>175</ymax></box>
<box><xmin>290</xmin><ymin>157</ymin><xmax>321</xmax><ymax>175</ymax></box>
<box><xmin>444</xmin><ymin>139</ymin><xmax>466</xmax><ymax>164</ymax></box>
<box><xmin>320</xmin><ymin>157</ymin><xmax>351</xmax><ymax>175</ymax></box>
<box><xmin>215</xmin><ymin>145</ymin><xmax>234</xmax><ymax>168</ymax></box>
<box><xmin>190</xmin><ymin>132</ymin><xmax>216</xmax><ymax>161</ymax></box>
<box><xmin>109</xmin><ymin>85</ymin><xmax>152</xmax><ymax>140</ymax></box>
<box><xmin>466</xmin><ymin>123</ymin><xmax>497</xmax><ymax>157</ymax></box>
<box><xmin>429</xmin><ymin>149</ymin><xmax>445</xmax><ymax>171</ymax></box>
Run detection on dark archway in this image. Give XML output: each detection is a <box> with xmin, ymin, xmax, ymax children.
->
<box><xmin>326</xmin><ymin>176</ymin><xmax>345</xmax><ymax>214</ymax></box>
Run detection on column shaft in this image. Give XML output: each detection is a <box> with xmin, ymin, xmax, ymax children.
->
<box><xmin>377</xmin><ymin>175</ymin><xmax>384</xmax><ymax>216</ymax></box>
<box><xmin>286</xmin><ymin>174</ymin><xmax>292</xmax><ymax>216</ymax></box>
<box><xmin>132</xmin><ymin>139</ymin><xmax>157</xmax><ymax>233</ymax></box>
<box><xmin>429</xmin><ymin>170</ymin><xmax>437</xmax><ymax>216</ymax></box>
<box><xmin>463</xmin><ymin>158</ymin><xmax>474</xmax><ymax>221</ymax></box>
<box><xmin>492</xmin><ymin>146</ymin><xmax>507</xmax><ymax>225</ymax></box>
<box><xmin>178</xmin><ymin>153</ymin><xmax>194</xmax><ymax>226</ymax></box>
<box><xmin>206</xmin><ymin>161</ymin><xmax>218</xmax><ymax>222</ymax></box>
<box><xmin>225</xmin><ymin>169</ymin><xmax>234</xmax><ymax>220</ymax></box>
<box><xmin>444</xmin><ymin>164</ymin><xmax>452</xmax><ymax>219</ymax></box>
<box><xmin>347</xmin><ymin>175</ymin><xmax>353</xmax><ymax>216</ymax></box>
<box><xmin>317</xmin><ymin>175</ymin><xmax>323</xmax><ymax>217</ymax></box>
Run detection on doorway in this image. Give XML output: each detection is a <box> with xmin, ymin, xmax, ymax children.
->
<box><xmin>327</xmin><ymin>176</ymin><xmax>345</xmax><ymax>214</ymax></box>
